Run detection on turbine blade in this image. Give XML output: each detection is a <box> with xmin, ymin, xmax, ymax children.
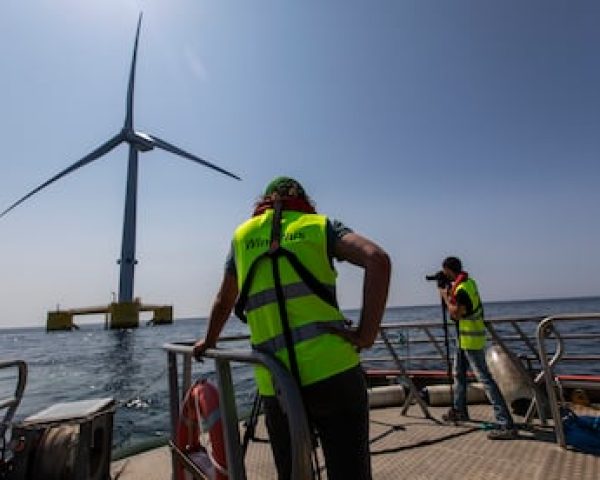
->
<box><xmin>124</xmin><ymin>13</ymin><xmax>143</xmax><ymax>130</ymax></box>
<box><xmin>150</xmin><ymin>135</ymin><xmax>241</xmax><ymax>180</ymax></box>
<box><xmin>0</xmin><ymin>133</ymin><xmax>123</xmax><ymax>218</ymax></box>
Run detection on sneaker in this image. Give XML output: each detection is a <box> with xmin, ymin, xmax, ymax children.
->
<box><xmin>442</xmin><ymin>408</ymin><xmax>470</xmax><ymax>423</ymax></box>
<box><xmin>487</xmin><ymin>427</ymin><xmax>518</xmax><ymax>440</ymax></box>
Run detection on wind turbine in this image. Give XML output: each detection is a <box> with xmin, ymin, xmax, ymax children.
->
<box><xmin>1</xmin><ymin>13</ymin><xmax>240</xmax><ymax>307</ymax></box>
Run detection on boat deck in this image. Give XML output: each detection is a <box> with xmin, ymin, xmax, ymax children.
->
<box><xmin>111</xmin><ymin>403</ymin><xmax>600</xmax><ymax>479</ymax></box>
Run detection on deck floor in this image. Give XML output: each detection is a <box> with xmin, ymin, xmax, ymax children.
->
<box><xmin>111</xmin><ymin>404</ymin><xmax>600</xmax><ymax>479</ymax></box>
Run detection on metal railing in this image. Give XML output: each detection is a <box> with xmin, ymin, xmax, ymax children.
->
<box><xmin>163</xmin><ymin>341</ymin><xmax>313</xmax><ymax>480</ymax></box>
<box><xmin>367</xmin><ymin>313</ymin><xmax>600</xmax><ymax>441</ymax></box>
<box><xmin>0</xmin><ymin>360</ymin><xmax>27</xmax><ymax>444</ymax></box>
<box><xmin>365</xmin><ymin>315</ymin><xmax>552</xmax><ymax>369</ymax></box>
<box><xmin>536</xmin><ymin>313</ymin><xmax>600</xmax><ymax>449</ymax></box>
<box><xmin>365</xmin><ymin>316</ymin><xmax>553</xmax><ymax>422</ymax></box>
<box><xmin>162</xmin><ymin>312</ymin><xmax>600</xmax><ymax>476</ymax></box>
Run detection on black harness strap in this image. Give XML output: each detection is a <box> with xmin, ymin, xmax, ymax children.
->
<box><xmin>235</xmin><ymin>211</ymin><xmax>338</xmax><ymax>321</ymax></box>
<box><xmin>235</xmin><ymin>202</ymin><xmax>325</xmax><ymax>478</ymax></box>
<box><xmin>277</xmin><ymin>248</ymin><xmax>338</xmax><ymax>309</ymax></box>
<box><xmin>234</xmin><ymin>250</ymin><xmax>268</xmax><ymax>323</ymax></box>
<box><xmin>269</xmin><ymin>201</ymin><xmax>302</xmax><ymax>385</ymax></box>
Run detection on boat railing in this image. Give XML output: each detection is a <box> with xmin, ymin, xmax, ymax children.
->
<box><xmin>163</xmin><ymin>339</ymin><xmax>313</xmax><ymax>480</ymax></box>
<box><xmin>536</xmin><ymin>313</ymin><xmax>600</xmax><ymax>449</ymax></box>
<box><xmin>0</xmin><ymin>360</ymin><xmax>27</xmax><ymax>445</ymax></box>
<box><xmin>364</xmin><ymin>315</ymin><xmax>553</xmax><ymax>370</ymax></box>
<box><xmin>364</xmin><ymin>316</ymin><xmax>565</xmax><ymax>422</ymax></box>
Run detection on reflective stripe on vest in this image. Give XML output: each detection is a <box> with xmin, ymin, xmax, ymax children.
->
<box><xmin>455</xmin><ymin>278</ymin><xmax>486</xmax><ymax>350</ymax></box>
<box><xmin>253</xmin><ymin>319</ymin><xmax>346</xmax><ymax>354</ymax></box>
<box><xmin>246</xmin><ymin>281</ymin><xmax>336</xmax><ymax>313</ymax></box>
<box><xmin>233</xmin><ymin>210</ymin><xmax>359</xmax><ymax>395</ymax></box>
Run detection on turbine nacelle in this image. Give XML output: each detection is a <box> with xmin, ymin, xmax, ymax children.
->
<box><xmin>122</xmin><ymin>128</ymin><xmax>155</xmax><ymax>152</ymax></box>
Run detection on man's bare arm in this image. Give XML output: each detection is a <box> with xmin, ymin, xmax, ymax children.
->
<box><xmin>334</xmin><ymin>232</ymin><xmax>391</xmax><ymax>349</ymax></box>
<box><xmin>193</xmin><ymin>271</ymin><xmax>238</xmax><ymax>359</ymax></box>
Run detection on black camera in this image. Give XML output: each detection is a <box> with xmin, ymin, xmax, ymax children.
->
<box><xmin>426</xmin><ymin>270</ymin><xmax>451</xmax><ymax>289</ymax></box>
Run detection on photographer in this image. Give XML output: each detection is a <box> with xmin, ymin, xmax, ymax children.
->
<box><xmin>434</xmin><ymin>256</ymin><xmax>517</xmax><ymax>440</ymax></box>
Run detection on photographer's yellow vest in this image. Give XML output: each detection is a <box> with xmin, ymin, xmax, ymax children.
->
<box><xmin>233</xmin><ymin>210</ymin><xmax>359</xmax><ymax>396</ymax></box>
<box><xmin>454</xmin><ymin>278</ymin><xmax>486</xmax><ymax>350</ymax></box>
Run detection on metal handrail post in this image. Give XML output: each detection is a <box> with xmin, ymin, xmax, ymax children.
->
<box><xmin>379</xmin><ymin>328</ymin><xmax>433</xmax><ymax>419</ymax></box>
<box><xmin>509</xmin><ymin>320</ymin><xmax>540</xmax><ymax>360</ymax></box>
<box><xmin>167</xmin><ymin>350</ymin><xmax>179</xmax><ymax>444</ymax></box>
<box><xmin>534</xmin><ymin>313</ymin><xmax>600</xmax><ymax>449</ymax></box>
<box><xmin>421</xmin><ymin>325</ymin><xmax>446</xmax><ymax>359</ymax></box>
<box><xmin>0</xmin><ymin>360</ymin><xmax>27</xmax><ymax>442</ymax></box>
<box><xmin>526</xmin><ymin>325</ymin><xmax>564</xmax><ymax>425</ymax></box>
<box><xmin>532</xmin><ymin>325</ymin><xmax>564</xmax><ymax>389</ymax></box>
<box><xmin>214</xmin><ymin>357</ymin><xmax>246</xmax><ymax>480</ymax></box>
<box><xmin>536</xmin><ymin>316</ymin><xmax>566</xmax><ymax>448</ymax></box>
<box><xmin>163</xmin><ymin>343</ymin><xmax>313</xmax><ymax>480</ymax></box>
<box><xmin>204</xmin><ymin>348</ymin><xmax>313</xmax><ymax>480</ymax></box>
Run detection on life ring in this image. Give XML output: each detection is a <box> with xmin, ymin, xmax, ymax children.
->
<box><xmin>174</xmin><ymin>379</ymin><xmax>228</xmax><ymax>480</ymax></box>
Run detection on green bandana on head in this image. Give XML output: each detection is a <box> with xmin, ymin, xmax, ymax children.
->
<box><xmin>264</xmin><ymin>177</ymin><xmax>306</xmax><ymax>198</ymax></box>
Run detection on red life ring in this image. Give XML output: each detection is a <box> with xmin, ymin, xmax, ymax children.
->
<box><xmin>174</xmin><ymin>379</ymin><xmax>228</xmax><ymax>480</ymax></box>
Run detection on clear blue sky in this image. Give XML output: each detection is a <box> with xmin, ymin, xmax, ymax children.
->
<box><xmin>1</xmin><ymin>1</ymin><xmax>599</xmax><ymax>328</ymax></box>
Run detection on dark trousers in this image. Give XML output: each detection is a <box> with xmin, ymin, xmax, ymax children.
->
<box><xmin>453</xmin><ymin>347</ymin><xmax>514</xmax><ymax>428</ymax></box>
<box><xmin>262</xmin><ymin>365</ymin><xmax>371</xmax><ymax>480</ymax></box>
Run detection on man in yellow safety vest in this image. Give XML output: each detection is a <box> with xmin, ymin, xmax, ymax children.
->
<box><xmin>193</xmin><ymin>176</ymin><xmax>391</xmax><ymax>479</ymax></box>
<box><xmin>438</xmin><ymin>256</ymin><xmax>517</xmax><ymax>440</ymax></box>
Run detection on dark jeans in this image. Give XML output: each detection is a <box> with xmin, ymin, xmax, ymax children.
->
<box><xmin>453</xmin><ymin>347</ymin><xmax>514</xmax><ymax>429</ymax></box>
<box><xmin>262</xmin><ymin>365</ymin><xmax>371</xmax><ymax>480</ymax></box>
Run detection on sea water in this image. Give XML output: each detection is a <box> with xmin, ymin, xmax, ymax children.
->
<box><xmin>1</xmin><ymin>296</ymin><xmax>599</xmax><ymax>453</ymax></box>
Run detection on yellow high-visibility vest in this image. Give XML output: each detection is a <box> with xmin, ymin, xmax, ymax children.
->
<box><xmin>233</xmin><ymin>209</ymin><xmax>359</xmax><ymax>395</ymax></box>
<box><xmin>454</xmin><ymin>278</ymin><xmax>486</xmax><ymax>350</ymax></box>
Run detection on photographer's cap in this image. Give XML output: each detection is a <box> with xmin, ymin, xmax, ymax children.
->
<box><xmin>264</xmin><ymin>176</ymin><xmax>306</xmax><ymax>198</ymax></box>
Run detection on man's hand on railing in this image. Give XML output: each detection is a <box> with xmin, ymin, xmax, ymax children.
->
<box><xmin>192</xmin><ymin>338</ymin><xmax>215</xmax><ymax>361</ymax></box>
